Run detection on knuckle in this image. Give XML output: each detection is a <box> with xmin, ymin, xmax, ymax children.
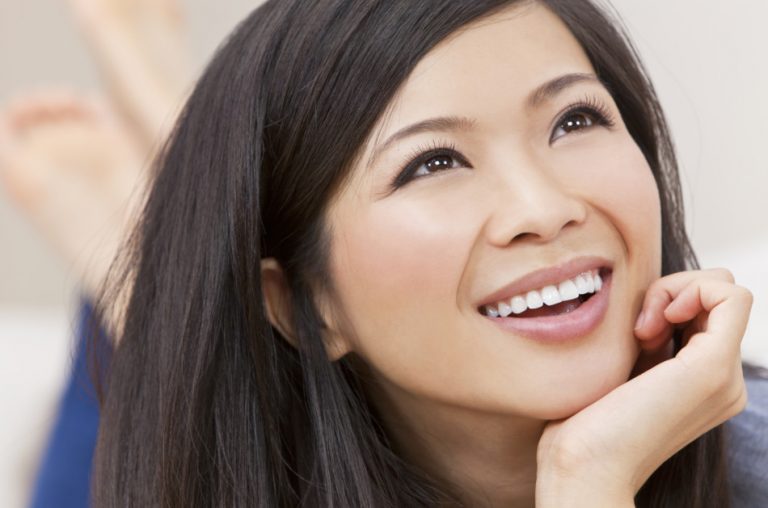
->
<box><xmin>737</xmin><ymin>287</ymin><xmax>754</xmax><ymax>306</ymax></box>
<box><xmin>708</xmin><ymin>267</ymin><xmax>735</xmax><ymax>283</ymax></box>
<box><xmin>646</xmin><ymin>275</ymin><xmax>672</xmax><ymax>298</ymax></box>
<box><xmin>643</xmin><ymin>278</ymin><xmax>661</xmax><ymax>296</ymax></box>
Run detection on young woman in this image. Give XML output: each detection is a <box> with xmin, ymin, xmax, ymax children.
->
<box><xmin>90</xmin><ymin>0</ymin><xmax>758</xmax><ymax>506</ymax></box>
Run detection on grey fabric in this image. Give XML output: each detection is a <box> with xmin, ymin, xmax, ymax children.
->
<box><xmin>726</xmin><ymin>363</ymin><xmax>768</xmax><ymax>507</ymax></box>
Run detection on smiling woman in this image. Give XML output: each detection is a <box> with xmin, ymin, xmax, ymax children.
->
<box><xmin>319</xmin><ymin>4</ymin><xmax>661</xmax><ymax>432</ymax></box>
<box><xmin>89</xmin><ymin>1</ymin><xmax>755</xmax><ymax>507</ymax></box>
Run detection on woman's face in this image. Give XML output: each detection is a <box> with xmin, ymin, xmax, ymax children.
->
<box><xmin>323</xmin><ymin>2</ymin><xmax>661</xmax><ymax>420</ymax></box>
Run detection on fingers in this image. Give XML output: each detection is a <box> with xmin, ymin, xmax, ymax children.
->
<box><xmin>633</xmin><ymin>268</ymin><xmax>738</xmax><ymax>351</ymax></box>
<box><xmin>633</xmin><ymin>291</ymin><xmax>674</xmax><ymax>351</ymax></box>
<box><xmin>675</xmin><ymin>281</ymin><xmax>753</xmax><ymax>348</ymax></box>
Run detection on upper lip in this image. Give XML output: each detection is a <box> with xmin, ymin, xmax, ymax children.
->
<box><xmin>476</xmin><ymin>255</ymin><xmax>613</xmax><ymax>309</ymax></box>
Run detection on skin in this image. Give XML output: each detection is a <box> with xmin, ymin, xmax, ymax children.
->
<box><xmin>262</xmin><ymin>2</ymin><xmax>750</xmax><ymax>506</ymax></box>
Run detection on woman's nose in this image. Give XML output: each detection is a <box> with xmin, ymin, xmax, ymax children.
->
<box><xmin>483</xmin><ymin>164</ymin><xmax>588</xmax><ymax>246</ymax></box>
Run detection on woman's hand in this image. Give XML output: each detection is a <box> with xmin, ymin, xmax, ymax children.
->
<box><xmin>535</xmin><ymin>268</ymin><xmax>752</xmax><ymax>507</ymax></box>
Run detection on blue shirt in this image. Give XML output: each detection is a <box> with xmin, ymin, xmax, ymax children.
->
<box><xmin>28</xmin><ymin>301</ymin><xmax>101</xmax><ymax>508</ymax></box>
<box><xmin>726</xmin><ymin>363</ymin><xmax>768</xmax><ymax>507</ymax></box>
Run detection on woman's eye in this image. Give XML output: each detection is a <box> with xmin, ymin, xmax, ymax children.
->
<box><xmin>390</xmin><ymin>145</ymin><xmax>470</xmax><ymax>190</ymax></box>
<box><xmin>413</xmin><ymin>153</ymin><xmax>461</xmax><ymax>178</ymax></box>
<box><xmin>550</xmin><ymin>105</ymin><xmax>614</xmax><ymax>143</ymax></box>
<box><xmin>551</xmin><ymin>111</ymin><xmax>598</xmax><ymax>141</ymax></box>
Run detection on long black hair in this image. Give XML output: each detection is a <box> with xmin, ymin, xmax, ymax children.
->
<box><xmin>90</xmin><ymin>0</ymin><xmax>729</xmax><ymax>506</ymax></box>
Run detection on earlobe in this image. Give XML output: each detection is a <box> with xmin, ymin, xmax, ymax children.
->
<box><xmin>323</xmin><ymin>326</ymin><xmax>353</xmax><ymax>362</ymax></box>
<box><xmin>312</xmin><ymin>289</ymin><xmax>354</xmax><ymax>362</ymax></box>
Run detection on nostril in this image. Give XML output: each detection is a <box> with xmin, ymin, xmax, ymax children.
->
<box><xmin>564</xmin><ymin>218</ymin><xmax>580</xmax><ymax>228</ymax></box>
<box><xmin>509</xmin><ymin>218</ymin><xmax>582</xmax><ymax>244</ymax></box>
<box><xmin>512</xmin><ymin>232</ymin><xmax>536</xmax><ymax>242</ymax></box>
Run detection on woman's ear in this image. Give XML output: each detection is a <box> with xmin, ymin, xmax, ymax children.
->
<box><xmin>260</xmin><ymin>258</ymin><xmax>353</xmax><ymax>361</ymax></box>
<box><xmin>260</xmin><ymin>258</ymin><xmax>298</xmax><ymax>348</ymax></box>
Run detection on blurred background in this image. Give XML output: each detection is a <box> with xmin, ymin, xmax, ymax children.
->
<box><xmin>0</xmin><ymin>0</ymin><xmax>765</xmax><ymax>506</ymax></box>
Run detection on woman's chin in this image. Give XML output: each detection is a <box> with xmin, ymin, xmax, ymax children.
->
<box><xmin>518</xmin><ymin>365</ymin><xmax>635</xmax><ymax>421</ymax></box>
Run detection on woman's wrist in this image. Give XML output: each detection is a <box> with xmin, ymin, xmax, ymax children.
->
<box><xmin>536</xmin><ymin>455</ymin><xmax>635</xmax><ymax>508</ymax></box>
<box><xmin>536</xmin><ymin>470</ymin><xmax>635</xmax><ymax>508</ymax></box>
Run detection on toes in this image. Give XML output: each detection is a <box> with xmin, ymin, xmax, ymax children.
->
<box><xmin>3</xmin><ymin>89</ymin><xmax>97</xmax><ymax>134</ymax></box>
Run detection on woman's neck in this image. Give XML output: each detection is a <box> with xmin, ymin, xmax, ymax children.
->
<box><xmin>364</xmin><ymin>373</ymin><xmax>546</xmax><ymax>507</ymax></box>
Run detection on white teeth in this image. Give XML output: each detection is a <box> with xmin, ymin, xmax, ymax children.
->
<box><xmin>558</xmin><ymin>279</ymin><xmax>579</xmax><ymax>301</ymax></box>
<box><xmin>511</xmin><ymin>296</ymin><xmax>527</xmax><ymax>314</ymax></box>
<box><xmin>584</xmin><ymin>272</ymin><xmax>595</xmax><ymax>293</ymax></box>
<box><xmin>525</xmin><ymin>290</ymin><xmax>544</xmax><ymax>309</ymax></box>
<box><xmin>574</xmin><ymin>274</ymin><xmax>589</xmax><ymax>294</ymax></box>
<box><xmin>482</xmin><ymin>269</ymin><xmax>606</xmax><ymax>317</ymax></box>
<box><xmin>541</xmin><ymin>285</ymin><xmax>562</xmax><ymax>306</ymax></box>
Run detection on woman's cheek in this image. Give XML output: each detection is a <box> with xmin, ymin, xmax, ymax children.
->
<box><xmin>330</xmin><ymin>197</ymin><xmax>473</xmax><ymax>334</ymax></box>
<box><xmin>570</xmin><ymin>137</ymin><xmax>661</xmax><ymax>253</ymax></box>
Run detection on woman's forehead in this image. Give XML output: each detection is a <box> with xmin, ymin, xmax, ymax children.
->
<box><xmin>364</xmin><ymin>2</ymin><xmax>595</xmax><ymax>159</ymax></box>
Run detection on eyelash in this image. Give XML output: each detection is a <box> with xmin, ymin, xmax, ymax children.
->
<box><xmin>389</xmin><ymin>96</ymin><xmax>617</xmax><ymax>191</ymax></box>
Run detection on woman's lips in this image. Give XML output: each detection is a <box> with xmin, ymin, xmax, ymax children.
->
<box><xmin>475</xmin><ymin>256</ymin><xmax>612</xmax><ymax>310</ymax></box>
<box><xmin>483</xmin><ymin>270</ymin><xmax>612</xmax><ymax>343</ymax></box>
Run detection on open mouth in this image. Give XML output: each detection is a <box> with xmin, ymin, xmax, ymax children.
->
<box><xmin>479</xmin><ymin>267</ymin><xmax>613</xmax><ymax>342</ymax></box>
<box><xmin>478</xmin><ymin>267</ymin><xmax>611</xmax><ymax>319</ymax></box>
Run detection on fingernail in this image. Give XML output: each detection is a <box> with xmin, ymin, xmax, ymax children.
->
<box><xmin>634</xmin><ymin>310</ymin><xmax>646</xmax><ymax>330</ymax></box>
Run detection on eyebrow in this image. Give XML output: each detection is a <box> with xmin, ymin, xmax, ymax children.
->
<box><xmin>369</xmin><ymin>72</ymin><xmax>602</xmax><ymax>165</ymax></box>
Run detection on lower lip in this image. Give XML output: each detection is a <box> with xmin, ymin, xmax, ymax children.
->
<box><xmin>483</xmin><ymin>271</ymin><xmax>612</xmax><ymax>343</ymax></box>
